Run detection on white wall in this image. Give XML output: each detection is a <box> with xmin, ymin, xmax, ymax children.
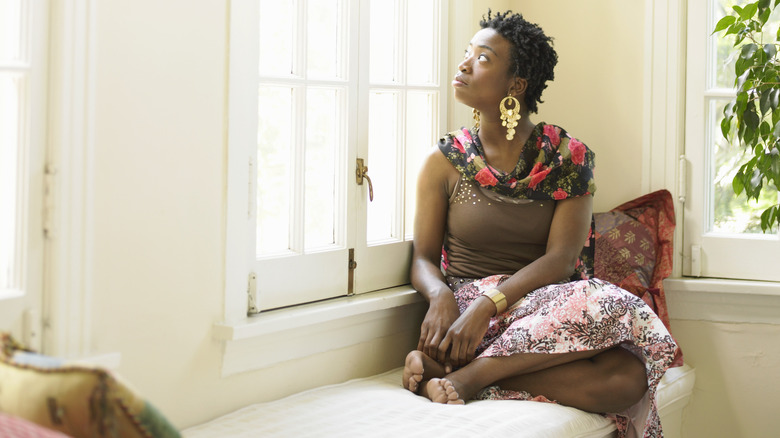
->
<box><xmin>671</xmin><ymin>319</ymin><xmax>780</xmax><ymax>437</ymax></box>
<box><xmin>20</xmin><ymin>0</ymin><xmax>778</xmax><ymax>435</ymax></box>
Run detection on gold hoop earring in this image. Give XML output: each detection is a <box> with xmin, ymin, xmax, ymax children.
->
<box><xmin>472</xmin><ymin>108</ymin><xmax>481</xmax><ymax>129</ymax></box>
<box><xmin>500</xmin><ymin>95</ymin><xmax>521</xmax><ymax>140</ymax></box>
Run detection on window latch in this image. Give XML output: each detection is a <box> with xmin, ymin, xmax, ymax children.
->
<box><xmin>356</xmin><ymin>158</ymin><xmax>374</xmax><ymax>202</ymax></box>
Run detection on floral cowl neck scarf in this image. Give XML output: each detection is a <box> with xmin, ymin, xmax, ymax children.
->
<box><xmin>438</xmin><ymin>122</ymin><xmax>596</xmax><ymax>200</ymax></box>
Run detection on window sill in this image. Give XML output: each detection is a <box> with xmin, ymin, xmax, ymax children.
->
<box><xmin>664</xmin><ymin>277</ymin><xmax>780</xmax><ymax>324</ymax></box>
<box><xmin>213</xmin><ymin>286</ymin><xmax>425</xmax><ymax>376</ymax></box>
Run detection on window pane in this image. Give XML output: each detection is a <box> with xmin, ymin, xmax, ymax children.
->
<box><xmin>712</xmin><ymin>0</ymin><xmax>736</xmax><ymax>89</ymax></box>
<box><xmin>0</xmin><ymin>74</ymin><xmax>21</xmax><ymax>289</ymax></box>
<box><xmin>304</xmin><ymin>88</ymin><xmax>340</xmax><ymax>249</ymax></box>
<box><xmin>0</xmin><ymin>0</ymin><xmax>24</xmax><ymax>63</ymax></box>
<box><xmin>369</xmin><ymin>0</ymin><xmax>397</xmax><ymax>83</ymax></box>
<box><xmin>307</xmin><ymin>0</ymin><xmax>342</xmax><ymax>79</ymax></box>
<box><xmin>257</xmin><ymin>86</ymin><xmax>293</xmax><ymax>255</ymax></box>
<box><xmin>259</xmin><ymin>0</ymin><xmax>295</xmax><ymax>77</ymax></box>
<box><xmin>709</xmin><ymin>99</ymin><xmax>778</xmax><ymax>234</ymax></box>
<box><xmin>404</xmin><ymin>91</ymin><xmax>436</xmax><ymax>239</ymax></box>
<box><xmin>406</xmin><ymin>0</ymin><xmax>436</xmax><ymax>85</ymax></box>
<box><xmin>367</xmin><ymin>91</ymin><xmax>399</xmax><ymax>243</ymax></box>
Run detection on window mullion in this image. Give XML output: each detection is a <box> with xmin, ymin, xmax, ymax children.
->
<box><xmin>290</xmin><ymin>86</ymin><xmax>306</xmax><ymax>254</ymax></box>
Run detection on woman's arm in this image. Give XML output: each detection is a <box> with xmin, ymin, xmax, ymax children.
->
<box><xmin>496</xmin><ymin>194</ymin><xmax>593</xmax><ymax>304</ymax></box>
<box><xmin>410</xmin><ymin>149</ymin><xmax>461</xmax><ymax>361</ymax></box>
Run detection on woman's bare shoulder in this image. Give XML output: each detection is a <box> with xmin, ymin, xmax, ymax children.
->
<box><xmin>419</xmin><ymin>147</ymin><xmax>461</xmax><ymax>197</ymax></box>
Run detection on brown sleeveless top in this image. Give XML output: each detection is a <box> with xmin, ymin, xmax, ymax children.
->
<box><xmin>443</xmin><ymin>177</ymin><xmax>556</xmax><ymax>278</ymax></box>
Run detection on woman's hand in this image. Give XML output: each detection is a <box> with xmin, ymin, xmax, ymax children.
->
<box><xmin>437</xmin><ymin>297</ymin><xmax>495</xmax><ymax>368</ymax></box>
<box><xmin>418</xmin><ymin>293</ymin><xmax>461</xmax><ymax>361</ymax></box>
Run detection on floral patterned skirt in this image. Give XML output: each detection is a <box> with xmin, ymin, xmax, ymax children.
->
<box><xmin>447</xmin><ymin>275</ymin><xmax>678</xmax><ymax>438</ymax></box>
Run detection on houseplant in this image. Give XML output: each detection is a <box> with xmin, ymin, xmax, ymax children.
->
<box><xmin>715</xmin><ymin>0</ymin><xmax>780</xmax><ymax>232</ymax></box>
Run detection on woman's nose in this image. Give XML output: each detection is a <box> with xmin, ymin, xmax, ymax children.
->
<box><xmin>458</xmin><ymin>57</ymin><xmax>470</xmax><ymax>73</ymax></box>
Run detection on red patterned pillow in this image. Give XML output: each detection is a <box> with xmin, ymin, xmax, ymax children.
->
<box><xmin>594</xmin><ymin>190</ymin><xmax>682</xmax><ymax>366</ymax></box>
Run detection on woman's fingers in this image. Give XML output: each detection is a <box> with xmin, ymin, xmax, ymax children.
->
<box><xmin>417</xmin><ymin>326</ymin><xmax>428</xmax><ymax>352</ymax></box>
<box><xmin>436</xmin><ymin>335</ymin><xmax>451</xmax><ymax>364</ymax></box>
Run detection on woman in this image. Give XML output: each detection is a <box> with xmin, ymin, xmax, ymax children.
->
<box><xmin>403</xmin><ymin>11</ymin><xmax>677</xmax><ymax>438</ymax></box>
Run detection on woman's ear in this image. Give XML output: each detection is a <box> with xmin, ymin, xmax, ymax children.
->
<box><xmin>509</xmin><ymin>77</ymin><xmax>528</xmax><ymax>97</ymax></box>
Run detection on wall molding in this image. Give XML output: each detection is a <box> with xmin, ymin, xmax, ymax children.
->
<box><xmin>643</xmin><ymin>0</ymin><xmax>688</xmax><ymax>278</ymax></box>
<box><xmin>214</xmin><ymin>286</ymin><xmax>425</xmax><ymax>376</ymax></box>
<box><xmin>43</xmin><ymin>0</ymin><xmax>97</xmax><ymax>358</ymax></box>
<box><xmin>665</xmin><ymin>278</ymin><xmax>780</xmax><ymax>325</ymax></box>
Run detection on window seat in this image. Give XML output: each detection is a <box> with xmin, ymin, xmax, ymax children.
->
<box><xmin>183</xmin><ymin>363</ymin><xmax>695</xmax><ymax>438</ymax></box>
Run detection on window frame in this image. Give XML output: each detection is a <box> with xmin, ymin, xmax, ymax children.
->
<box><xmin>683</xmin><ymin>0</ymin><xmax>780</xmax><ymax>281</ymax></box>
<box><xmin>0</xmin><ymin>0</ymin><xmax>48</xmax><ymax>349</ymax></box>
<box><xmin>225</xmin><ymin>0</ymin><xmax>448</xmax><ymax>318</ymax></box>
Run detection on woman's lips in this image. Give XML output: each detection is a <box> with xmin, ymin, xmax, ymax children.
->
<box><xmin>452</xmin><ymin>76</ymin><xmax>467</xmax><ymax>86</ymax></box>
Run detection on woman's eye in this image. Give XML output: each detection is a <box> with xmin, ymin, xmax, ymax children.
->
<box><xmin>478</xmin><ymin>54</ymin><xmax>487</xmax><ymax>61</ymax></box>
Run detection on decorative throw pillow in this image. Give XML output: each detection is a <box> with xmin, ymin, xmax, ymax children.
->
<box><xmin>593</xmin><ymin>190</ymin><xmax>682</xmax><ymax>366</ymax></box>
<box><xmin>0</xmin><ymin>333</ymin><xmax>180</xmax><ymax>438</ymax></box>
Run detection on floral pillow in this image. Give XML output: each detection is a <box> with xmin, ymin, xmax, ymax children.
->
<box><xmin>0</xmin><ymin>333</ymin><xmax>180</xmax><ymax>438</ymax></box>
<box><xmin>593</xmin><ymin>190</ymin><xmax>682</xmax><ymax>366</ymax></box>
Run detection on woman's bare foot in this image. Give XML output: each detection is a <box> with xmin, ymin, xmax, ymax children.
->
<box><xmin>402</xmin><ymin>350</ymin><xmax>448</xmax><ymax>393</ymax></box>
<box><xmin>423</xmin><ymin>378</ymin><xmax>465</xmax><ymax>404</ymax></box>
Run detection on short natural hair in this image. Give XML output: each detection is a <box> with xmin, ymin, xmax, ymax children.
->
<box><xmin>480</xmin><ymin>10</ymin><xmax>558</xmax><ymax>113</ymax></box>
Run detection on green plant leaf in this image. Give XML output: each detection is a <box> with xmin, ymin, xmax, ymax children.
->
<box><xmin>733</xmin><ymin>171</ymin><xmax>746</xmax><ymax>195</ymax></box>
<box><xmin>760</xmin><ymin>8</ymin><xmax>772</xmax><ymax>25</ymax></box>
<box><xmin>738</xmin><ymin>3</ymin><xmax>758</xmax><ymax>20</ymax></box>
<box><xmin>761</xmin><ymin>121</ymin><xmax>772</xmax><ymax>137</ymax></box>
<box><xmin>714</xmin><ymin>15</ymin><xmax>737</xmax><ymax>33</ymax></box>
<box><xmin>760</xmin><ymin>205</ymin><xmax>778</xmax><ymax>233</ymax></box>
<box><xmin>741</xmin><ymin>43</ymin><xmax>758</xmax><ymax>59</ymax></box>
<box><xmin>745</xmin><ymin>106</ymin><xmax>761</xmax><ymax>131</ymax></box>
<box><xmin>759</xmin><ymin>0</ymin><xmax>771</xmax><ymax>10</ymax></box>
<box><xmin>764</xmin><ymin>43</ymin><xmax>778</xmax><ymax>59</ymax></box>
<box><xmin>761</xmin><ymin>90</ymin><xmax>773</xmax><ymax>115</ymax></box>
<box><xmin>722</xmin><ymin>116</ymin><xmax>732</xmax><ymax>139</ymax></box>
<box><xmin>724</xmin><ymin>101</ymin><xmax>735</xmax><ymax>117</ymax></box>
<box><xmin>727</xmin><ymin>22</ymin><xmax>746</xmax><ymax>37</ymax></box>
<box><xmin>737</xmin><ymin>70</ymin><xmax>751</xmax><ymax>90</ymax></box>
<box><xmin>773</xmin><ymin>119</ymin><xmax>780</xmax><ymax>137</ymax></box>
<box><xmin>750</xmin><ymin>167</ymin><xmax>763</xmax><ymax>191</ymax></box>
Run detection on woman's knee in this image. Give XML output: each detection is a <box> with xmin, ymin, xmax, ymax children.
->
<box><xmin>587</xmin><ymin>348</ymin><xmax>648</xmax><ymax>412</ymax></box>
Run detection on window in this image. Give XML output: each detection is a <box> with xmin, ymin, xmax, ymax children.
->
<box><xmin>227</xmin><ymin>0</ymin><xmax>447</xmax><ymax>314</ymax></box>
<box><xmin>684</xmin><ymin>0</ymin><xmax>780</xmax><ymax>281</ymax></box>
<box><xmin>0</xmin><ymin>0</ymin><xmax>47</xmax><ymax>334</ymax></box>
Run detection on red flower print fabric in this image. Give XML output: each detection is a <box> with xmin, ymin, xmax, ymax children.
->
<box><xmin>438</xmin><ymin>123</ymin><xmax>595</xmax><ymax>200</ymax></box>
<box><xmin>474</xmin><ymin>167</ymin><xmax>499</xmax><ymax>187</ymax></box>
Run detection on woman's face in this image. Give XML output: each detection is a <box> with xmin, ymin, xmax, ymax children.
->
<box><xmin>452</xmin><ymin>28</ymin><xmax>518</xmax><ymax>112</ymax></box>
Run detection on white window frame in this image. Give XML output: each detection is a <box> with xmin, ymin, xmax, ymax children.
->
<box><xmin>0</xmin><ymin>0</ymin><xmax>48</xmax><ymax>349</ymax></box>
<box><xmin>219</xmin><ymin>0</ymin><xmax>447</xmax><ymax>374</ymax></box>
<box><xmin>683</xmin><ymin>0</ymin><xmax>780</xmax><ymax>281</ymax></box>
<box><xmin>225</xmin><ymin>0</ymin><xmax>447</xmax><ymax>317</ymax></box>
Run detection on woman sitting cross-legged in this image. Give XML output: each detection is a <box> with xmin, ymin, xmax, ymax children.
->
<box><xmin>403</xmin><ymin>10</ymin><xmax>678</xmax><ymax>438</ymax></box>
